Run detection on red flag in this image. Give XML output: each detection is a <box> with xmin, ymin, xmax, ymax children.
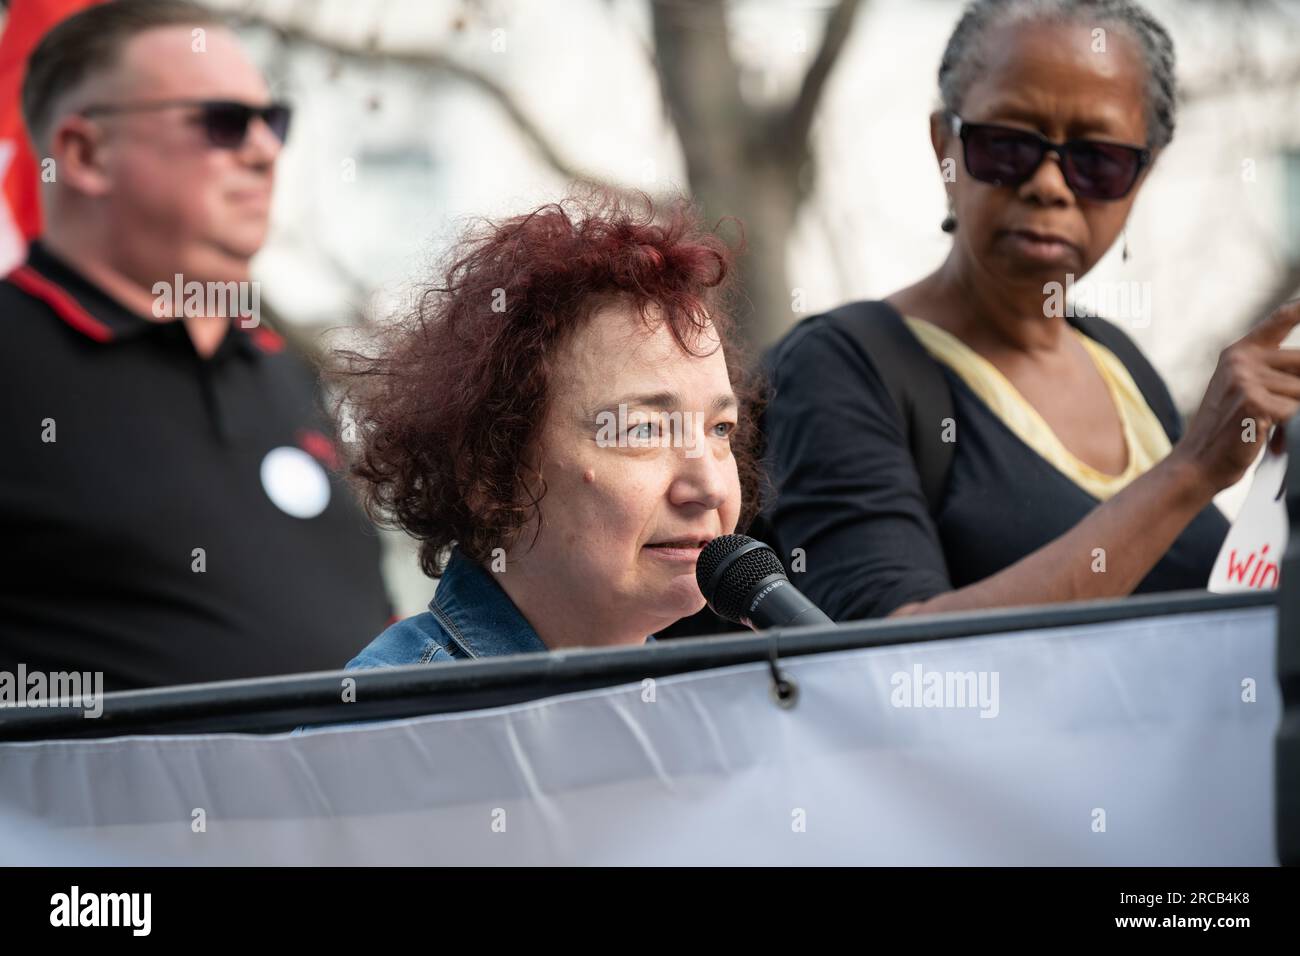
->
<box><xmin>0</xmin><ymin>0</ymin><xmax>103</xmax><ymax>272</ymax></box>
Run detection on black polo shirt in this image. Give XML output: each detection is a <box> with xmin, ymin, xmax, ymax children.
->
<box><xmin>0</xmin><ymin>241</ymin><xmax>393</xmax><ymax>690</ymax></box>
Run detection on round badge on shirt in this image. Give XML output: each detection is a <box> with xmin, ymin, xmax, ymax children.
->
<box><xmin>260</xmin><ymin>446</ymin><xmax>331</xmax><ymax>519</ymax></box>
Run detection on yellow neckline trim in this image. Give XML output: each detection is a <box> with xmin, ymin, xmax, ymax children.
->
<box><xmin>901</xmin><ymin>315</ymin><xmax>1171</xmax><ymax>500</ymax></box>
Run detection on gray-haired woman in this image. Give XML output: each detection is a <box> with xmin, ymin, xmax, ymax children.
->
<box><xmin>766</xmin><ymin>0</ymin><xmax>1300</xmax><ymax>620</ymax></box>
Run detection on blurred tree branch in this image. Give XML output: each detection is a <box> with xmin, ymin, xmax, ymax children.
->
<box><xmin>218</xmin><ymin>3</ymin><xmax>637</xmax><ymax>194</ymax></box>
<box><xmin>650</xmin><ymin>0</ymin><xmax>867</xmax><ymax>344</ymax></box>
<box><xmin>213</xmin><ymin>0</ymin><xmax>868</xmax><ymax>348</ymax></box>
<box><xmin>784</xmin><ymin>0</ymin><xmax>864</xmax><ymax>163</ymax></box>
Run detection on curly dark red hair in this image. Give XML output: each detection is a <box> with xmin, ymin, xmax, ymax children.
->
<box><xmin>329</xmin><ymin>191</ymin><xmax>765</xmax><ymax>578</ymax></box>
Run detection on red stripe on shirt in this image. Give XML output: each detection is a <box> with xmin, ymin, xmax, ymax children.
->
<box><xmin>6</xmin><ymin>264</ymin><xmax>114</xmax><ymax>343</ymax></box>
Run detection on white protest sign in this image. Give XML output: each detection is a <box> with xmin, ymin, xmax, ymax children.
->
<box><xmin>1208</xmin><ymin>448</ymin><xmax>1286</xmax><ymax>593</ymax></box>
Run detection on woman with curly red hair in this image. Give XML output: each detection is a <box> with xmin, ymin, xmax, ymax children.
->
<box><xmin>337</xmin><ymin>193</ymin><xmax>763</xmax><ymax>666</ymax></box>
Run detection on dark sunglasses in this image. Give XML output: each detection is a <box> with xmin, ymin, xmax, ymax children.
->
<box><xmin>950</xmin><ymin>114</ymin><xmax>1151</xmax><ymax>201</ymax></box>
<box><xmin>81</xmin><ymin>98</ymin><xmax>292</xmax><ymax>149</ymax></box>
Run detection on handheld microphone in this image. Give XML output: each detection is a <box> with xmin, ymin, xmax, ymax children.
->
<box><xmin>696</xmin><ymin>534</ymin><xmax>833</xmax><ymax>630</ymax></box>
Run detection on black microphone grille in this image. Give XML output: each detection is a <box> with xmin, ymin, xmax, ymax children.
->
<box><xmin>696</xmin><ymin>533</ymin><xmax>751</xmax><ymax>591</ymax></box>
<box><xmin>697</xmin><ymin>534</ymin><xmax>787</xmax><ymax>624</ymax></box>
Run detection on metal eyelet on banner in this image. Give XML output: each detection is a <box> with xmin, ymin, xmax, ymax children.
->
<box><xmin>767</xmin><ymin>630</ymin><xmax>798</xmax><ymax>710</ymax></box>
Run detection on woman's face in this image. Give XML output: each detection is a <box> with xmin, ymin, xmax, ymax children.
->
<box><xmin>934</xmin><ymin>19</ymin><xmax>1155</xmax><ymax>288</ymax></box>
<box><xmin>513</xmin><ymin>300</ymin><xmax>742</xmax><ymax>633</ymax></box>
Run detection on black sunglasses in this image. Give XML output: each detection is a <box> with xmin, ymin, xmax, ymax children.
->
<box><xmin>81</xmin><ymin>98</ymin><xmax>292</xmax><ymax>149</ymax></box>
<box><xmin>950</xmin><ymin>114</ymin><xmax>1151</xmax><ymax>201</ymax></box>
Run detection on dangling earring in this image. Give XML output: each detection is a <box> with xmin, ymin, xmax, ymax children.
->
<box><xmin>941</xmin><ymin>198</ymin><xmax>957</xmax><ymax>233</ymax></box>
<box><xmin>1121</xmin><ymin>228</ymin><xmax>1130</xmax><ymax>263</ymax></box>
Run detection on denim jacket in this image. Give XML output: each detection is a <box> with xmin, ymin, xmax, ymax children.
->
<box><xmin>347</xmin><ymin>548</ymin><xmax>551</xmax><ymax>669</ymax></box>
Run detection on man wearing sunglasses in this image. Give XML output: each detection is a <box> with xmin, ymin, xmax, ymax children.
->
<box><xmin>765</xmin><ymin>0</ymin><xmax>1300</xmax><ymax>623</ymax></box>
<box><xmin>0</xmin><ymin>0</ymin><xmax>392</xmax><ymax>690</ymax></box>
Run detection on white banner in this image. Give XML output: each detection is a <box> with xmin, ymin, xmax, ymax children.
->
<box><xmin>0</xmin><ymin>605</ymin><xmax>1277</xmax><ymax>865</ymax></box>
